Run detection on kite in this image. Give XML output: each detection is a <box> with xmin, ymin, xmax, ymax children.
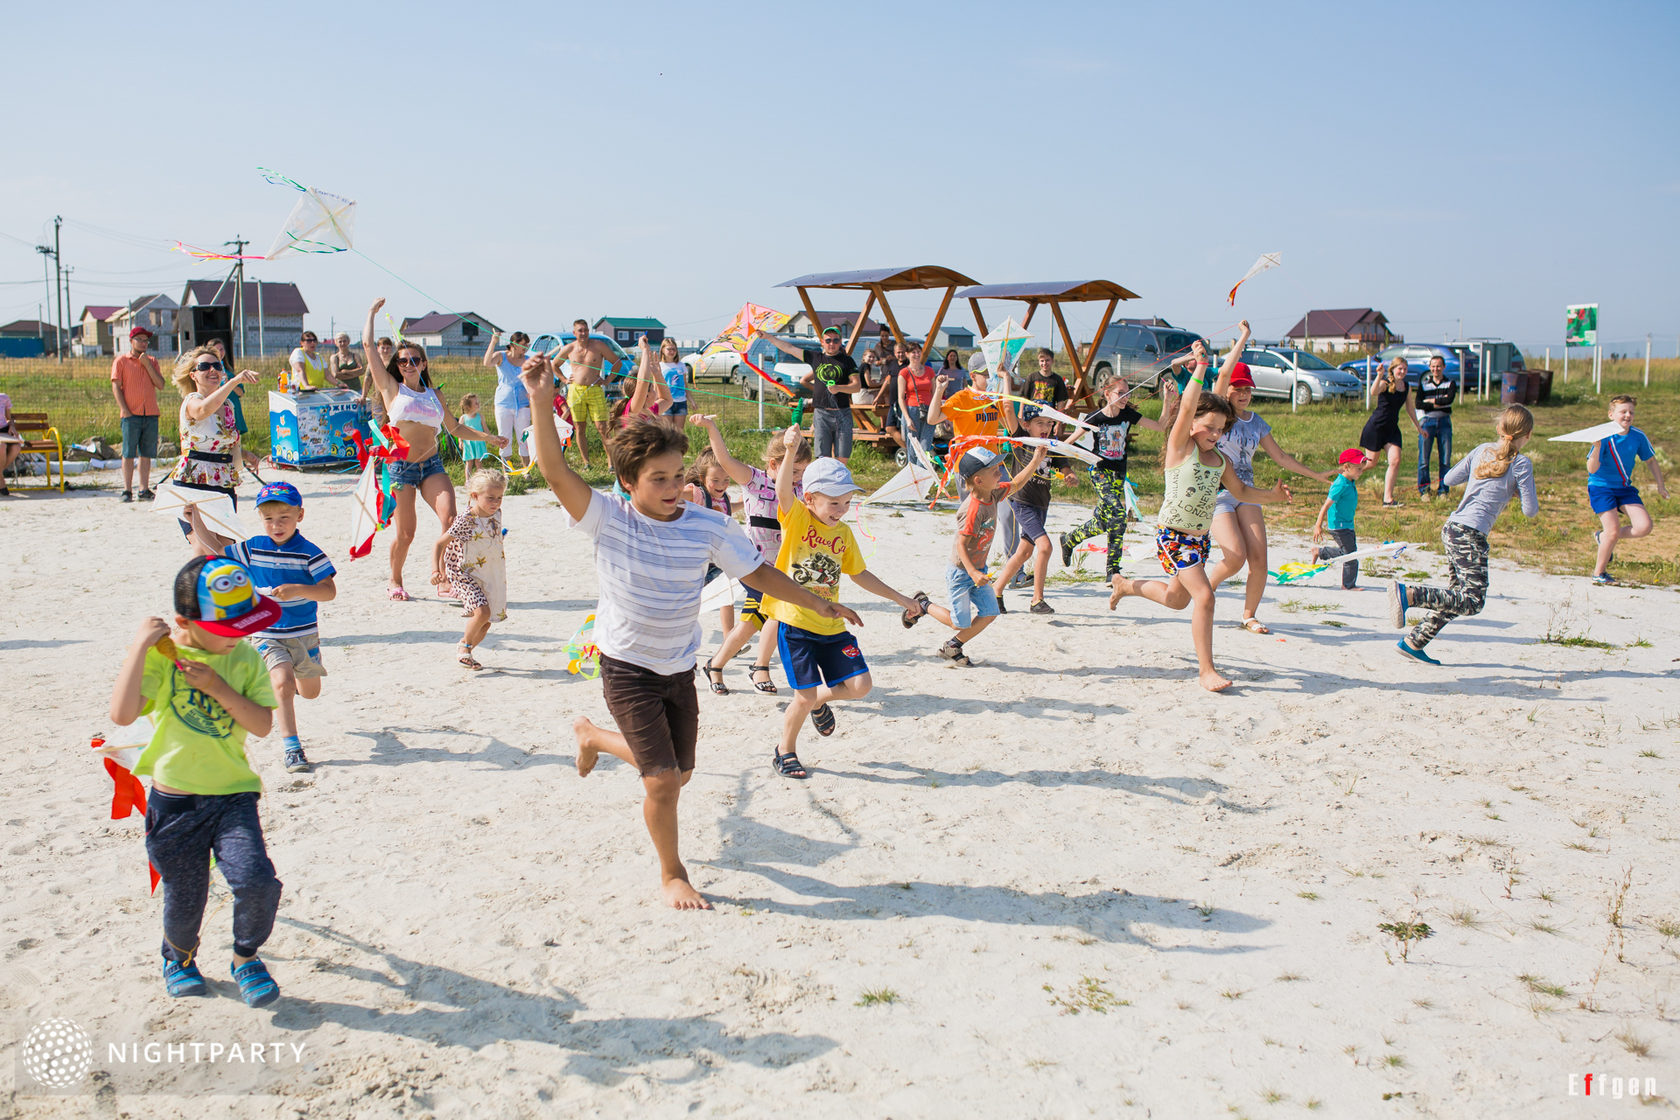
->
<box><xmin>152</xmin><ymin>483</ymin><xmax>249</xmax><ymax>541</ymax></box>
<box><xmin>698</xmin><ymin>303</ymin><xmax>796</xmax><ymax>398</ymax></box>
<box><xmin>977</xmin><ymin>317</ymin><xmax>1033</xmax><ymax>380</ymax></box>
<box><xmin>863</xmin><ymin>435</ymin><xmax>941</xmax><ymax>506</ymax></box>
<box><xmin>259</xmin><ymin>168</ymin><xmax>357</xmax><ymax>259</ymax></box>
<box><xmin>1227</xmin><ymin>253</ymin><xmax>1281</xmax><ymax>305</ymax></box>
<box><xmin>347</xmin><ymin>425</ymin><xmax>411</xmax><ymax>559</ymax></box>
<box><xmin>92</xmin><ymin>719</ymin><xmax>160</xmax><ymax>892</ymax></box>
<box><xmin>564</xmin><ymin>615</ymin><xmax>601</xmax><ymax>679</ymax></box>
<box><xmin>1269</xmin><ymin>542</ymin><xmax>1409</xmax><ymax>585</ymax></box>
<box><xmin>971</xmin><ymin>391</ymin><xmax>1098</xmax><ymax>434</ymax></box>
<box><xmin>1005</xmin><ymin>435</ymin><xmax>1103</xmax><ymax>467</ymax></box>
<box><xmin>1548</xmin><ymin>421</ymin><xmax>1623</xmax><ymax>444</ymax></box>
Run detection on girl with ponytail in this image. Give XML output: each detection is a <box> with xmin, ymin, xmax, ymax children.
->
<box><xmin>1387</xmin><ymin>405</ymin><xmax>1538</xmax><ymax>664</ymax></box>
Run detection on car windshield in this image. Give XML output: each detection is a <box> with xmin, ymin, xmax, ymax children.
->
<box><xmin>1283</xmin><ymin>350</ymin><xmax>1338</xmax><ymax>371</ymax></box>
<box><xmin>1155</xmin><ymin>332</ymin><xmax>1199</xmax><ymax>359</ymax></box>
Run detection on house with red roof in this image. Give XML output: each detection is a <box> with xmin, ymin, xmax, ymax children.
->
<box><xmin>1283</xmin><ymin>308</ymin><xmax>1396</xmax><ymax>354</ymax></box>
<box><xmin>76</xmin><ymin>305</ymin><xmax>122</xmax><ymax>356</ymax></box>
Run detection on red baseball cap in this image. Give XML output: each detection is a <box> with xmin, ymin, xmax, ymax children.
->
<box><xmin>1227</xmin><ymin>362</ymin><xmax>1254</xmax><ymax>389</ymax></box>
<box><xmin>129</xmin><ymin>326</ymin><xmax>154</xmax><ymax>339</ymax></box>
<box><xmin>1338</xmin><ymin>448</ymin><xmax>1366</xmax><ymax>465</ymax></box>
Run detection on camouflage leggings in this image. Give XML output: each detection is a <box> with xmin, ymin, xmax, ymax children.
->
<box><xmin>1064</xmin><ymin>470</ymin><xmax>1127</xmax><ymax>577</ymax></box>
<box><xmin>1408</xmin><ymin>522</ymin><xmax>1489</xmax><ymax>648</ymax></box>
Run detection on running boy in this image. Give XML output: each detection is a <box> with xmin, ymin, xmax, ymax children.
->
<box><xmin>108</xmin><ymin>555</ymin><xmax>285</xmax><ymax>1005</ymax></box>
<box><xmin>1311</xmin><ymin>449</ymin><xmax>1369</xmax><ymax>589</ymax></box>
<box><xmin>1588</xmin><ymin>394</ymin><xmax>1667</xmax><ymax>585</ymax></box>
<box><xmin>762</xmin><ymin>428</ymin><xmax>926</xmax><ymax>780</ymax></box>
<box><xmin>520</xmin><ymin>357</ymin><xmax>851</xmax><ymax>910</ymax></box>
<box><xmin>189</xmin><ymin>481</ymin><xmax>336</xmax><ymax>774</ymax></box>
<box><xmin>991</xmin><ymin>403</ymin><xmax>1075</xmax><ymax>614</ymax></box>
<box><xmin>909</xmin><ymin>447</ymin><xmax>1018</xmax><ymax>666</ymax></box>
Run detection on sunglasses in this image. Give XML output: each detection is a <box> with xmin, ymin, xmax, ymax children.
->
<box><xmin>397</xmin><ymin>356</ymin><xmax>424</xmax><ymax>367</ymax></box>
<box><xmin>195</xmin><ymin>360</ymin><xmax>225</xmax><ymax>372</ymax></box>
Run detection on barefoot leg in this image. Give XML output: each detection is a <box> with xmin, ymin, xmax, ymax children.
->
<box><xmin>1182</xmin><ymin>565</ymin><xmax>1231</xmax><ymax>691</ymax></box>
<box><xmin>642</xmin><ymin>769</ymin><xmax>711</xmax><ymax>910</ymax></box>
<box><xmin>572</xmin><ymin>716</ymin><xmax>636</xmax><ymax>777</ymax></box>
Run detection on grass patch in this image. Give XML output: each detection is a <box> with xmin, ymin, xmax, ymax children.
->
<box><xmin>1614</xmin><ymin>1026</ymin><xmax>1651</xmax><ymax>1058</ymax></box>
<box><xmin>855</xmin><ymin>988</ymin><xmax>900</xmax><ymax>1007</ymax></box>
<box><xmin>1378</xmin><ymin>920</ymin><xmax>1434</xmax><ymax>961</ymax></box>
<box><xmin>1655</xmin><ymin>917</ymin><xmax>1680</xmax><ymax>939</ymax></box>
<box><xmin>1638</xmin><ymin>749</ymin><xmax>1661</xmax><ymax>759</ymax></box>
<box><xmin>1539</xmin><ymin>633</ymin><xmax>1619</xmax><ymax>651</ymax></box>
<box><xmin>1297</xmin><ymin>891</ymin><xmax>1320</xmax><ymax>901</ymax></box>
<box><xmin>1044</xmin><ymin>976</ymin><xmax>1126</xmax><ymax>1015</ymax></box>
<box><xmin>1520</xmin><ymin>974</ymin><xmax>1569</xmax><ymax>998</ymax></box>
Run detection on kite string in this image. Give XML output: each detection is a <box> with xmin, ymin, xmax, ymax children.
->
<box><xmin>351</xmin><ymin>248</ymin><xmax>491</xmax><ymax>335</ymax></box>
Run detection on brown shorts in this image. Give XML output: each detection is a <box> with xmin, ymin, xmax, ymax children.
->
<box><xmin>599</xmin><ymin>655</ymin><xmax>699</xmax><ymax>776</ymax></box>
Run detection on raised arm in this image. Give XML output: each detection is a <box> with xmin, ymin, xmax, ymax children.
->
<box><xmin>523</xmin><ymin>356</ymin><xmax>595</xmax><ymax>518</ymax></box>
<box><xmin>184</xmin><ymin>370</ymin><xmax>258</xmax><ymax>423</ymax></box>
<box><xmin>1136</xmin><ymin>380</ymin><xmax>1180</xmax><ymax>432</ymax></box>
<box><xmin>1212</xmin><ymin>320</ymin><xmax>1251</xmax><ymax>396</ymax></box>
<box><xmin>363</xmin><ymin>299</ymin><xmax>399</xmax><ymax>402</ymax></box>
<box><xmin>927</xmin><ymin>373</ymin><xmax>952</xmax><ymax>424</ymax></box>
<box><xmin>1166</xmin><ymin>341</ymin><xmax>1210</xmax><ymax>464</ymax></box>
<box><xmin>688</xmin><ymin>415</ymin><xmax>755</xmax><ymax>486</ymax></box>
<box><xmin>1258</xmin><ymin>432</ymin><xmax>1331</xmax><ymax>483</ymax></box>
<box><xmin>483</xmin><ymin>330</ymin><xmax>501</xmax><ymax>368</ymax></box>
<box><xmin>762</xmin><ymin>335</ymin><xmax>804</xmax><ymax>360</ymax></box>
<box><xmin>774</xmin><ymin>424</ymin><xmax>802</xmax><ymax>512</ymax></box>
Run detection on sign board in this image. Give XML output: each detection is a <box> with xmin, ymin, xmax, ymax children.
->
<box><xmin>1565</xmin><ymin>304</ymin><xmax>1598</xmax><ymax>347</ymax></box>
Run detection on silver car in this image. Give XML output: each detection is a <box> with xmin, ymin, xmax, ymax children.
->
<box><xmin>1240</xmin><ymin>347</ymin><xmax>1364</xmax><ymax>405</ymax></box>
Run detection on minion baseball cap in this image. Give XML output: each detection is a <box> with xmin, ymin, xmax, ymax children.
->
<box><xmin>1338</xmin><ymin>447</ymin><xmax>1367</xmax><ymax>465</ymax></box>
<box><xmin>958</xmin><ymin>447</ymin><xmax>1001</xmax><ymax>481</ymax></box>
<box><xmin>802</xmin><ymin>457</ymin><xmax>864</xmax><ymax>498</ymax></box>
<box><xmin>255</xmin><ymin>481</ymin><xmax>303</xmax><ymax>508</ymax></box>
<box><xmin>175</xmin><ymin>556</ymin><xmax>282</xmax><ymax>637</ymax></box>
<box><xmin>1228</xmin><ymin>362</ymin><xmax>1255</xmax><ymax>388</ymax></box>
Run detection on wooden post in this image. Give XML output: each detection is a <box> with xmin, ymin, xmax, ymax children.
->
<box><xmin>922</xmin><ymin>286</ymin><xmax>956</xmax><ymax>363</ymax></box>
<box><xmin>873</xmin><ymin>287</ymin><xmax>909</xmax><ymax>350</ymax></box>
<box><xmin>847</xmin><ymin>289</ymin><xmax>877</xmax><ymax>357</ymax></box>
<box><xmin>1088</xmin><ymin>296</ymin><xmax>1118</xmax><ymax>383</ymax></box>
<box><xmin>1050</xmin><ymin>302</ymin><xmax>1089</xmax><ymax>402</ymax></box>
<box><xmin>968</xmin><ymin>298</ymin><xmax>989</xmax><ymax>338</ymax></box>
<box><xmin>794</xmin><ymin>285</ymin><xmax>823</xmax><ymax>346</ymax></box>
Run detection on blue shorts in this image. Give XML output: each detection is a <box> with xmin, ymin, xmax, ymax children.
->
<box><xmin>120</xmin><ymin>414</ymin><xmax>159</xmax><ymax>459</ymax></box>
<box><xmin>1010</xmin><ymin>499</ymin><xmax>1050</xmax><ymax>542</ymax></box>
<box><xmin>389</xmin><ymin>452</ymin><xmax>447</xmax><ymax>490</ymax></box>
<box><xmin>666</xmin><ymin>400</ymin><xmax>689</xmax><ymax>416</ymax></box>
<box><xmin>945</xmin><ymin>565</ymin><xmax>999</xmax><ymax>629</ymax></box>
<box><xmin>778</xmin><ymin>625</ymin><xmax>868</xmax><ymax>692</ymax></box>
<box><xmin>1589</xmin><ymin>484</ymin><xmax>1642</xmax><ymax>515</ymax></box>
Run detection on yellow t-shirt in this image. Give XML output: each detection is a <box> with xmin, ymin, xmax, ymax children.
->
<box><xmin>763</xmin><ymin>499</ymin><xmax>864</xmax><ymax>635</ymax></box>
<box><xmin>134</xmin><ymin>642</ymin><xmax>277</xmax><ymax>795</ymax></box>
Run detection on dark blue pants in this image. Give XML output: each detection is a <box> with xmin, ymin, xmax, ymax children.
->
<box><xmin>1417</xmin><ymin>415</ymin><xmax>1452</xmax><ymax>493</ymax></box>
<box><xmin>144</xmin><ymin>790</ymin><xmax>282</xmax><ymax>962</ymax></box>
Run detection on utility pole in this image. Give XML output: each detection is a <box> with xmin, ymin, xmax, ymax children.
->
<box><xmin>35</xmin><ymin>245</ymin><xmax>54</xmax><ymax>355</ymax></box>
<box><xmin>53</xmin><ymin>216</ymin><xmax>65</xmax><ymax>364</ymax></box>
<box><xmin>62</xmin><ymin>268</ymin><xmax>73</xmax><ymax>355</ymax></box>
<box><xmin>1645</xmin><ymin>333</ymin><xmax>1651</xmax><ymax>388</ymax></box>
<box><xmin>224</xmin><ymin>236</ymin><xmax>248</xmax><ymax>361</ymax></box>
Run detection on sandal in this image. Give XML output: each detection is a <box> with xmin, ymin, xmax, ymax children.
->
<box><xmin>457</xmin><ymin>642</ymin><xmax>483</xmax><ymax>670</ymax></box>
<box><xmin>388</xmin><ymin>586</ymin><xmax>412</xmax><ymax>602</ymax></box>
<box><xmin>1239</xmin><ymin>617</ymin><xmax>1270</xmax><ymax>635</ymax></box>
<box><xmin>772</xmin><ymin>750</ymin><xmax>809</xmax><ymax>779</ymax></box>
<box><xmin>231</xmin><ymin>958</ymin><xmax>280</xmax><ymax>1008</ymax></box>
<box><xmin>901</xmin><ymin>591</ymin><xmax>931</xmax><ymax>628</ymax></box>
<box><xmin>162</xmin><ymin>958</ymin><xmax>208</xmax><ymax>998</ymax></box>
<box><xmin>809</xmin><ymin>702</ymin><xmax>836</xmax><ymax>737</ymax></box>
<box><xmin>1381</xmin><ymin>500</ymin><xmax>1403</xmax><ymax>508</ymax></box>
<box><xmin>748</xmin><ymin>664</ymin><xmax>778</xmax><ymax>695</ymax></box>
<box><xmin>699</xmin><ymin>660</ymin><xmax>728</xmax><ymax>695</ymax></box>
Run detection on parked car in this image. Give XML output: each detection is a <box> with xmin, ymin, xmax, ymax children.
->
<box><xmin>685</xmin><ymin>335</ymin><xmax>817</xmax><ymax>398</ymax></box>
<box><xmin>1338</xmin><ymin>342</ymin><xmax>1494</xmax><ymax>391</ymax></box>
<box><xmin>1240</xmin><ymin>347</ymin><xmax>1365</xmax><ymax>405</ymax></box>
<box><xmin>1087</xmin><ymin>321</ymin><xmax>1211</xmax><ymax>392</ymax></box>
<box><xmin>529</xmin><ymin>332</ymin><xmax>637</xmax><ymax>401</ymax></box>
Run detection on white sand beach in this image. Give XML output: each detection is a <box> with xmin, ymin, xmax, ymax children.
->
<box><xmin>3</xmin><ymin>471</ymin><xmax>1676</xmax><ymax>1117</ymax></box>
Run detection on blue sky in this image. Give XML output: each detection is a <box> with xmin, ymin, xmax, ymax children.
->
<box><xmin>3</xmin><ymin>0</ymin><xmax>1676</xmax><ymax>354</ymax></box>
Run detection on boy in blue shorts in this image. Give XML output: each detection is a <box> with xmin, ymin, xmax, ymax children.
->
<box><xmin>189</xmin><ymin>481</ymin><xmax>337</xmax><ymax>773</ymax></box>
<box><xmin>907</xmin><ymin>448</ymin><xmax>1019</xmax><ymax>666</ymax></box>
<box><xmin>109</xmin><ymin>555</ymin><xmax>286</xmax><ymax>1005</ymax></box>
<box><xmin>1311</xmin><ymin>448</ymin><xmax>1369</xmax><ymax>588</ymax></box>
<box><xmin>762</xmin><ymin>427</ymin><xmax>926</xmax><ymax>780</ymax></box>
<box><xmin>1588</xmin><ymin>394</ymin><xmax>1667</xmax><ymax>585</ymax></box>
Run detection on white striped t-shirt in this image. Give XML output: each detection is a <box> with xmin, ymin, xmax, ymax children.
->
<box><xmin>568</xmin><ymin>489</ymin><xmax>764</xmax><ymax>675</ymax></box>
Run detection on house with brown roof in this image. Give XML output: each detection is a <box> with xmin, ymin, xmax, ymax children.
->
<box><xmin>178</xmin><ymin>280</ymin><xmax>310</xmax><ymax>358</ymax></box>
<box><xmin>1283</xmin><ymin>308</ymin><xmax>1396</xmax><ymax>354</ymax></box>
<box><xmin>77</xmin><ymin>305</ymin><xmax>122</xmax><ymax>356</ymax></box>
<box><xmin>107</xmin><ymin>294</ymin><xmax>180</xmax><ymax>355</ymax></box>
<box><xmin>400</xmin><ymin>311</ymin><xmax>499</xmax><ymax>357</ymax></box>
<box><xmin>0</xmin><ymin>319</ymin><xmax>55</xmax><ymax>358</ymax></box>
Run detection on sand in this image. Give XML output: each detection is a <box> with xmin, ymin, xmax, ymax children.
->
<box><xmin>2</xmin><ymin>470</ymin><xmax>1677</xmax><ymax>1117</ymax></box>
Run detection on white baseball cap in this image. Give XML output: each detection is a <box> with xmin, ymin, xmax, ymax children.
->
<box><xmin>802</xmin><ymin>457</ymin><xmax>863</xmax><ymax>498</ymax></box>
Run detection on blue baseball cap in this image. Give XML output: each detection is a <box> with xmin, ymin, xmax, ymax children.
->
<box><xmin>802</xmin><ymin>457</ymin><xmax>863</xmax><ymax>498</ymax></box>
<box><xmin>958</xmin><ymin>447</ymin><xmax>1001</xmax><ymax>481</ymax></box>
<box><xmin>1020</xmin><ymin>403</ymin><xmax>1044</xmax><ymax>422</ymax></box>
<box><xmin>186</xmin><ymin>558</ymin><xmax>282</xmax><ymax>637</ymax></box>
<box><xmin>255</xmin><ymin>481</ymin><xmax>303</xmax><ymax>507</ymax></box>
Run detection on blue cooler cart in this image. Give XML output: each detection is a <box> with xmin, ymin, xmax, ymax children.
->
<box><xmin>268</xmin><ymin>389</ymin><xmax>372</xmax><ymax>467</ymax></box>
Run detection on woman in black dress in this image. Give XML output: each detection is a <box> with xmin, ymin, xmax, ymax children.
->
<box><xmin>1359</xmin><ymin>355</ymin><xmax>1421</xmax><ymax>506</ymax></box>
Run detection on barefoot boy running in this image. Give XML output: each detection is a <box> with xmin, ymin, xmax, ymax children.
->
<box><xmin>520</xmin><ymin>358</ymin><xmax>852</xmax><ymax>910</ymax></box>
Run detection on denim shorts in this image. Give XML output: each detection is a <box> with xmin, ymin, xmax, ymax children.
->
<box><xmin>665</xmin><ymin>400</ymin><xmax>689</xmax><ymax>416</ymax></box>
<box><xmin>121</xmin><ymin>414</ymin><xmax>159</xmax><ymax>459</ymax></box>
<box><xmin>1589</xmin><ymin>484</ymin><xmax>1642</xmax><ymax>515</ymax></box>
<box><xmin>389</xmin><ymin>453</ymin><xmax>446</xmax><ymax>490</ymax></box>
<box><xmin>945</xmin><ymin>565</ymin><xmax>999</xmax><ymax>629</ymax></box>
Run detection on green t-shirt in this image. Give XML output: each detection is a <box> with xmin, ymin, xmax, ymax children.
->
<box><xmin>134</xmin><ymin>642</ymin><xmax>276</xmax><ymax>795</ymax></box>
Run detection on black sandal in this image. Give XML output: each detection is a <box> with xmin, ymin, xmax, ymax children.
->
<box><xmin>773</xmin><ymin>750</ymin><xmax>809</xmax><ymax>779</ymax></box>
<box><xmin>748</xmin><ymin>664</ymin><xmax>778</xmax><ymax>695</ymax></box>
<box><xmin>901</xmin><ymin>591</ymin><xmax>931</xmax><ymax>628</ymax></box>
<box><xmin>698</xmin><ymin>660</ymin><xmax>728</xmax><ymax>695</ymax></box>
<box><xmin>809</xmin><ymin>703</ymin><xmax>836</xmax><ymax>737</ymax></box>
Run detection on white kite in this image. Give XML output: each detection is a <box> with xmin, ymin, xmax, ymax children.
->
<box><xmin>1548</xmin><ymin>421</ymin><xmax>1623</xmax><ymax>444</ymax></box>
<box><xmin>151</xmin><ymin>482</ymin><xmax>249</xmax><ymax>541</ymax></box>
<box><xmin>1007</xmin><ymin>435</ymin><xmax>1102</xmax><ymax>467</ymax></box>
<box><xmin>978</xmin><ymin>317</ymin><xmax>1033</xmax><ymax>380</ymax></box>
<box><xmin>863</xmin><ymin>436</ymin><xmax>940</xmax><ymax>505</ymax></box>
<box><xmin>1227</xmin><ymin>252</ymin><xmax>1281</xmax><ymax>306</ymax></box>
<box><xmin>260</xmin><ymin>168</ymin><xmax>357</xmax><ymax>259</ymax></box>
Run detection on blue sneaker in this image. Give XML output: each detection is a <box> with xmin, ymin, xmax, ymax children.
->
<box><xmin>231</xmin><ymin>959</ymin><xmax>280</xmax><ymax>1008</ymax></box>
<box><xmin>1387</xmin><ymin>581</ymin><xmax>1409</xmax><ymax>629</ymax></box>
<box><xmin>1591</xmin><ymin>572</ymin><xmax>1617</xmax><ymax>586</ymax></box>
<box><xmin>162</xmin><ymin>958</ymin><xmax>208</xmax><ymax>998</ymax></box>
<box><xmin>1395</xmin><ymin>638</ymin><xmax>1441</xmax><ymax>666</ymax></box>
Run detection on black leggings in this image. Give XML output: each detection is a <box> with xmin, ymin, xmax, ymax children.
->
<box><xmin>1064</xmin><ymin>469</ymin><xmax>1127</xmax><ymax>577</ymax></box>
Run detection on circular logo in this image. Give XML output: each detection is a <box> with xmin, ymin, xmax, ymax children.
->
<box><xmin>21</xmin><ymin>1018</ymin><xmax>94</xmax><ymax>1088</ymax></box>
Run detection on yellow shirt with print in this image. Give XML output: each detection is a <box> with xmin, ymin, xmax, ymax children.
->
<box><xmin>763</xmin><ymin>499</ymin><xmax>864</xmax><ymax>636</ymax></box>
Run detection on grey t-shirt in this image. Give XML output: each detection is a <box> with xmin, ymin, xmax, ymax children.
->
<box><xmin>1216</xmin><ymin>411</ymin><xmax>1272</xmax><ymax>486</ymax></box>
<box><xmin>1444</xmin><ymin>443</ymin><xmax>1538</xmax><ymax>534</ymax></box>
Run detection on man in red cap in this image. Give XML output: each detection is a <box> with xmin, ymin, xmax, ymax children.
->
<box><xmin>111</xmin><ymin>325</ymin><xmax>166</xmax><ymax>501</ymax></box>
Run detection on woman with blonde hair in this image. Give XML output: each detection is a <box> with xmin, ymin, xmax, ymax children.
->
<box><xmin>169</xmin><ymin>345</ymin><xmax>260</xmax><ymax>550</ymax></box>
<box><xmin>1358</xmin><ymin>355</ymin><xmax>1420</xmax><ymax>506</ymax></box>
<box><xmin>1388</xmin><ymin>404</ymin><xmax>1538</xmax><ymax>665</ymax></box>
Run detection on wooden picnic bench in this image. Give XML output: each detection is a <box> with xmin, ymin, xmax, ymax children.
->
<box><xmin>8</xmin><ymin>412</ymin><xmax>65</xmax><ymax>492</ymax></box>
